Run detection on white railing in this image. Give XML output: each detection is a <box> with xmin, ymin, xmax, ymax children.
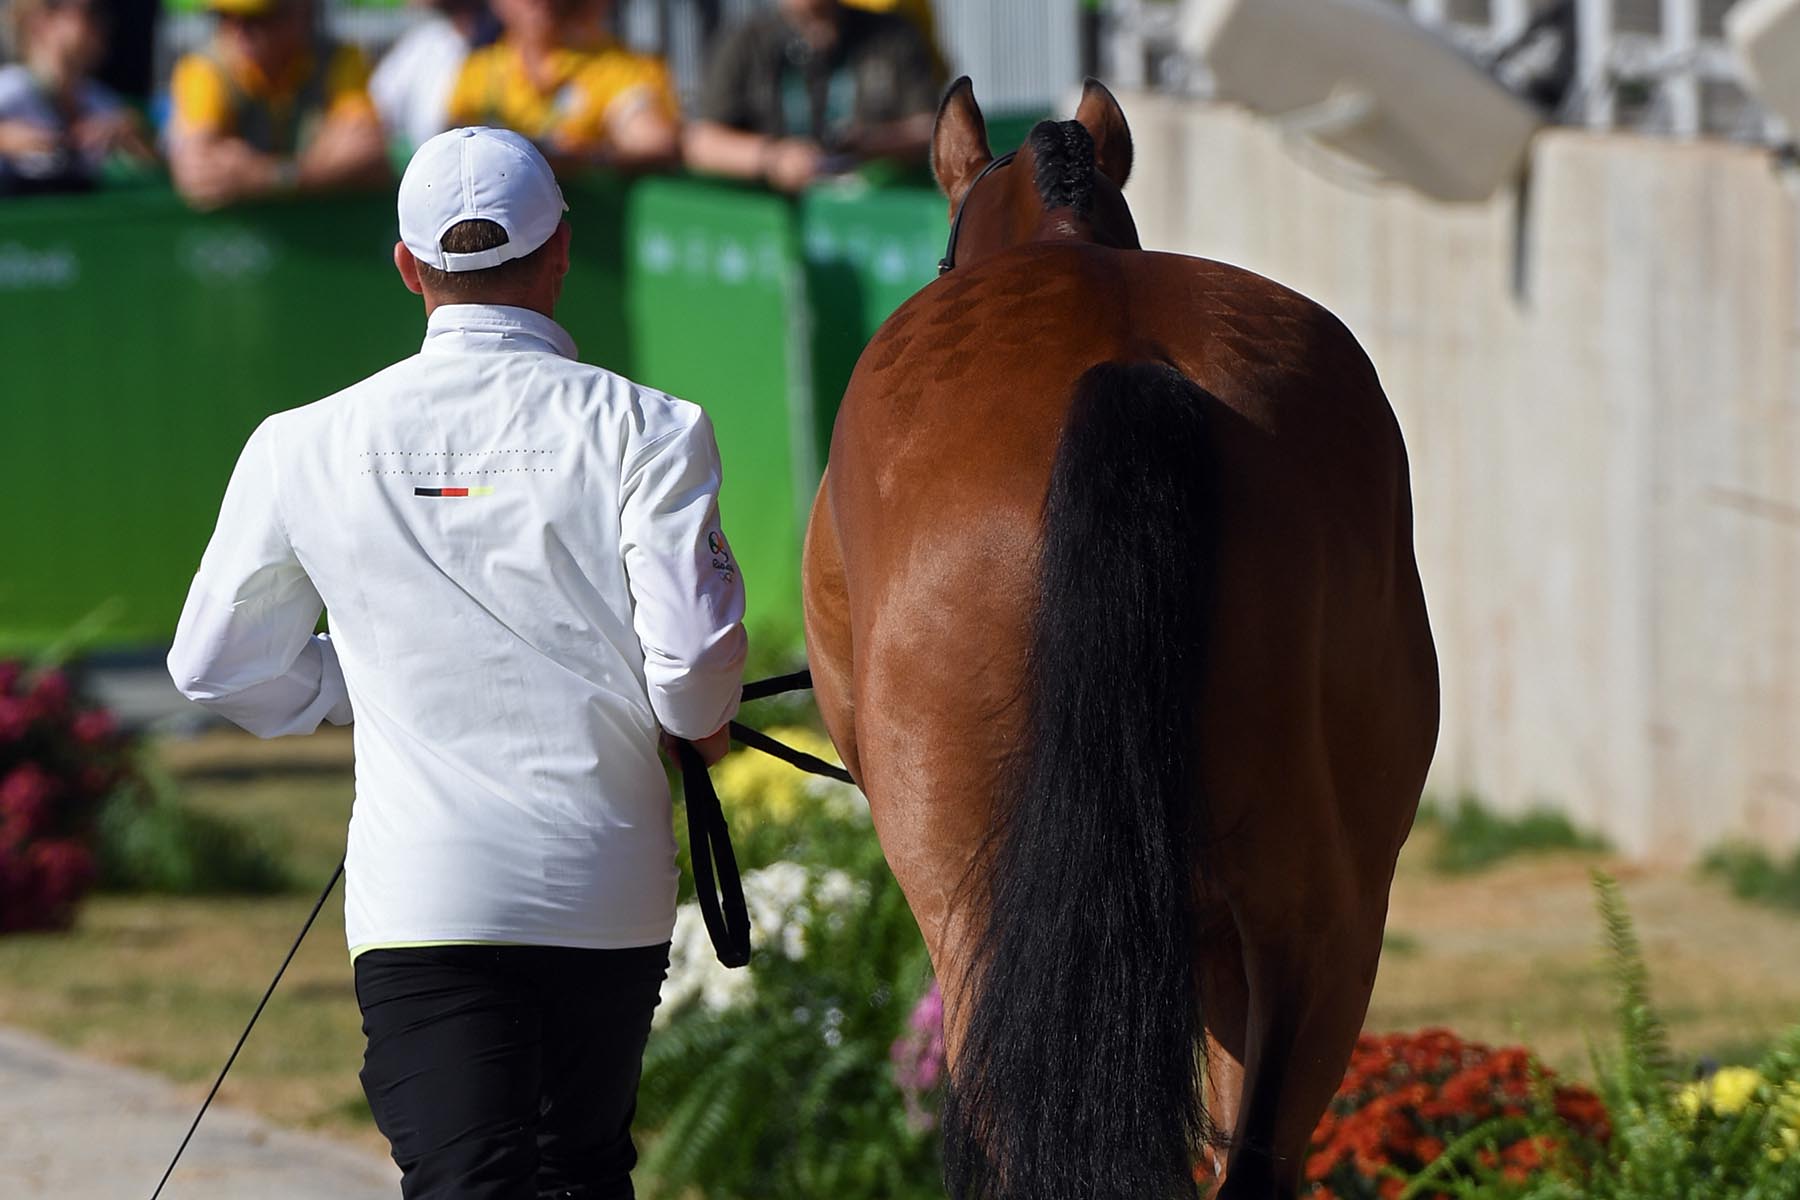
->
<box><xmin>1102</xmin><ymin>0</ymin><xmax>1787</xmax><ymax>145</ymax></box>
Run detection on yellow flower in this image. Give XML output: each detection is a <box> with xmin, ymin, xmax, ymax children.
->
<box><xmin>1680</xmin><ymin>1067</ymin><xmax>1766</xmax><ymax>1119</ymax></box>
<box><xmin>1707</xmin><ymin>1067</ymin><xmax>1765</xmax><ymax>1116</ymax></box>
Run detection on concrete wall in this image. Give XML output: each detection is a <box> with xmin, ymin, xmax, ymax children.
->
<box><xmin>1121</xmin><ymin>94</ymin><xmax>1800</xmax><ymax>860</ymax></box>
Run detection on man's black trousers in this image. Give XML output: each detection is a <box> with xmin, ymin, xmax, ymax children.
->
<box><xmin>354</xmin><ymin>942</ymin><xmax>671</xmax><ymax>1200</ymax></box>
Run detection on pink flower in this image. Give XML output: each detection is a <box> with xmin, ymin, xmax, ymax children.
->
<box><xmin>71</xmin><ymin>708</ymin><xmax>116</xmax><ymax>747</ymax></box>
<box><xmin>0</xmin><ymin>696</ymin><xmax>29</xmax><ymax>743</ymax></box>
<box><xmin>0</xmin><ymin>765</ymin><xmax>57</xmax><ymax>849</ymax></box>
<box><xmin>891</xmin><ymin>981</ymin><xmax>947</xmax><ymax>1129</ymax></box>
<box><xmin>0</xmin><ymin>660</ymin><xmax>20</xmax><ymax>697</ymax></box>
<box><xmin>25</xmin><ymin>670</ymin><xmax>70</xmax><ymax>721</ymax></box>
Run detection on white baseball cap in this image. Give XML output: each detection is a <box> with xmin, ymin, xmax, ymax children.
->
<box><xmin>397</xmin><ymin>127</ymin><xmax>569</xmax><ymax>272</ymax></box>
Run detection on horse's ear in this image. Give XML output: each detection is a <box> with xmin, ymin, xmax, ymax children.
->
<box><xmin>932</xmin><ymin>76</ymin><xmax>993</xmax><ymax>211</ymax></box>
<box><xmin>1074</xmin><ymin>78</ymin><xmax>1133</xmax><ymax>189</ymax></box>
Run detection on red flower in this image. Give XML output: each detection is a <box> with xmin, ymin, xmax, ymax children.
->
<box><xmin>71</xmin><ymin>708</ymin><xmax>116</xmax><ymax>747</ymax></box>
<box><xmin>1</xmin><ymin>764</ymin><xmax>58</xmax><ymax>831</ymax></box>
<box><xmin>0</xmin><ymin>696</ymin><xmax>29</xmax><ymax>743</ymax></box>
<box><xmin>25</xmin><ymin>670</ymin><xmax>71</xmax><ymax>720</ymax></box>
<box><xmin>0</xmin><ymin>660</ymin><xmax>20</xmax><ymax>696</ymax></box>
<box><xmin>1280</xmin><ymin>1028</ymin><xmax>1610</xmax><ymax>1197</ymax></box>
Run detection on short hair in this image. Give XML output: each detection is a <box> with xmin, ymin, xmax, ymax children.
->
<box><xmin>413</xmin><ymin>218</ymin><xmax>555</xmax><ymax>300</ymax></box>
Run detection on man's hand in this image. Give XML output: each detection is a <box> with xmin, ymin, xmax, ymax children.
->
<box><xmin>661</xmin><ymin>724</ymin><xmax>732</xmax><ymax>769</ymax></box>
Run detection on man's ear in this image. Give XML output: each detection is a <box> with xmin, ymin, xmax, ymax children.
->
<box><xmin>931</xmin><ymin>76</ymin><xmax>992</xmax><ymax>215</ymax></box>
<box><xmin>394</xmin><ymin>241</ymin><xmax>425</xmax><ymax>296</ymax></box>
<box><xmin>550</xmin><ymin>220</ymin><xmax>572</xmax><ymax>279</ymax></box>
<box><xmin>1073</xmin><ymin>78</ymin><xmax>1133</xmax><ymax>189</ymax></box>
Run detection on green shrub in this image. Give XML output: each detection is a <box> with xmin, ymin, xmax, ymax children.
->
<box><xmin>1419</xmin><ymin>794</ymin><xmax>1609</xmax><ymax>874</ymax></box>
<box><xmin>640</xmin><ymin>747</ymin><xmax>941</xmax><ymax>1200</ymax></box>
<box><xmin>1701</xmin><ymin>843</ymin><xmax>1800</xmax><ymax>914</ymax></box>
<box><xmin>94</xmin><ymin>780</ymin><xmax>292</xmax><ymax>895</ymax></box>
<box><xmin>1394</xmin><ymin>873</ymin><xmax>1800</xmax><ymax>1199</ymax></box>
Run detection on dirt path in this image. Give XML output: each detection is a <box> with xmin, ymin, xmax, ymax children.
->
<box><xmin>0</xmin><ymin>1024</ymin><xmax>396</xmax><ymax>1199</ymax></box>
<box><xmin>1371</xmin><ymin>843</ymin><xmax>1800</xmax><ymax>1069</ymax></box>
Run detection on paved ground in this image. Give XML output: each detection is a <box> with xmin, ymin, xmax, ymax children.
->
<box><xmin>0</xmin><ymin>1026</ymin><xmax>397</xmax><ymax>1199</ymax></box>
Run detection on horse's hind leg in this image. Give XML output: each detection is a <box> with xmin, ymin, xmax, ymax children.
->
<box><xmin>1195</xmin><ymin>912</ymin><xmax>1250</xmax><ymax>1186</ymax></box>
<box><xmin>1217</xmin><ymin>898</ymin><xmax>1387</xmax><ymax>1200</ymax></box>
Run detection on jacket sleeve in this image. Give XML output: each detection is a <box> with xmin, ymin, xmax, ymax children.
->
<box><xmin>619</xmin><ymin>408</ymin><xmax>748</xmax><ymax>740</ymax></box>
<box><xmin>166</xmin><ymin>419</ymin><xmax>353</xmax><ymax>738</ymax></box>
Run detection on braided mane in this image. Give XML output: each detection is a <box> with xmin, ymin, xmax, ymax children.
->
<box><xmin>1027</xmin><ymin>119</ymin><xmax>1096</xmax><ymax>217</ymax></box>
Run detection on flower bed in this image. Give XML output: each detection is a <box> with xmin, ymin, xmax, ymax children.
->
<box><xmin>1300</xmin><ymin>1029</ymin><xmax>1608</xmax><ymax>1199</ymax></box>
<box><xmin>0</xmin><ymin>662</ymin><xmax>127</xmax><ymax>931</ymax></box>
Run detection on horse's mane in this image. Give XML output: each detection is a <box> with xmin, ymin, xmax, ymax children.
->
<box><xmin>1027</xmin><ymin>120</ymin><xmax>1096</xmax><ymax>218</ymax></box>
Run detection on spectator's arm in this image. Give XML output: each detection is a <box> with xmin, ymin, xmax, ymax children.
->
<box><xmin>619</xmin><ymin>409</ymin><xmax>747</xmax><ymax>742</ymax></box>
<box><xmin>842</xmin><ymin>110</ymin><xmax>934</xmax><ymax>161</ymax></box>
<box><xmin>683</xmin><ymin>121</ymin><xmax>823</xmax><ymax>192</ymax></box>
<box><xmin>296</xmin><ymin>46</ymin><xmax>388</xmax><ymax>191</ymax></box>
<box><xmin>600</xmin><ymin>61</ymin><xmax>680</xmax><ymax>171</ymax></box>
<box><xmin>168</xmin><ymin>421</ymin><xmax>352</xmax><ymax>739</ymax></box>
<box><xmin>0</xmin><ymin>119</ymin><xmax>60</xmax><ymax>158</ymax></box>
<box><xmin>682</xmin><ymin>20</ymin><xmax>827</xmax><ymax>188</ymax></box>
<box><xmin>73</xmin><ymin>89</ymin><xmax>157</xmax><ymax>166</ymax></box>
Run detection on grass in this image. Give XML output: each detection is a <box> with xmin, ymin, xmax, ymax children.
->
<box><xmin>1416</xmin><ymin>792</ymin><xmax>1611</xmax><ymax>874</ymax></box>
<box><xmin>1701</xmin><ymin>842</ymin><xmax>1800</xmax><ymax>913</ymax></box>
<box><xmin>0</xmin><ymin>728</ymin><xmax>377</xmax><ymax>1148</ymax></box>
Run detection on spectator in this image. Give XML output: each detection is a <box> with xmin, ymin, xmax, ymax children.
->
<box><xmin>842</xmin><ymin>0</ymin><xmax>946</xmax><ymax>77</ymax></box>
<box><xmin>684</xmin><ymin>0</ymin><xmax>944</xmax><ymax>194</ymax></box>
<box><xmin>447</xmin><ymin>0</ymin><xmax>679</xmax><ymax>170</ymax></box>
<box><xmin>0</xmin><ymin>0</ymin><xmax>155</xmax><ymax>196</ymax></box>
<box><xmin>167</xmin><ymin>0</ymin><xmax>387</xmax><ymax>210</ymax></box>
<box><xmin>370</xmin><ymin>0</ymin><xmax>498</xmax><ymax>157</ymax></box>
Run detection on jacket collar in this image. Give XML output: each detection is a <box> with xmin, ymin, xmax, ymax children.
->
<box><xmin>422</xmin><ymin>304</ymin><xmax>578</xmax><ymax>360</ymax></box>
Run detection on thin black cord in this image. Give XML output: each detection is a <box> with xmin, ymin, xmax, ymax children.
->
<box><xmin>148</xmin><ymin>859</ymin><xmax>344</xmax><ymax>1200</ymax></box>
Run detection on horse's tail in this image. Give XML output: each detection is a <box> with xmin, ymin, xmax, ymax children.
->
<box><xmin>942</xmin><ymin>361</ymin><xmax>1213</xmax><ymax>1200</ymax></box>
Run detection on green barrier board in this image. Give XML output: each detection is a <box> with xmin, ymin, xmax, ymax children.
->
<box><xmin>0</xmin><ymin>167</ymin><xmax>992</xmax><ymax>658</ymax></box>
<box><xmin>624</xmin><ymin>177</ymin><xmax>809</xmax><ymax>645</ymax></box>
<box><xmin>800</xmin><ymin>182</ymin><xmax>944</xmax><ymax>454</ymax></box>
<box><xmin>0</xmin><ymin>189</ymin><xmax>415</xmax><ymax>653</ymax></box>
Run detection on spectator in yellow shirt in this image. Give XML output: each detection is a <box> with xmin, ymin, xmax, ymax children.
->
<box><xmin>447</xmin><ymin>0</ymin><xmax>679</xmax><ymax>170</ymax></box>
<box><xmin>167</xmin><ymin>0</ymin><xmax>388</xmax><ymax>209</ymax></box>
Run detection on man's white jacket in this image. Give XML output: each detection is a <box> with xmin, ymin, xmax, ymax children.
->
<box><xmin>168</xmin><ymin>303</ymin><xmax>748</xmax><ymax>955</ymax></box>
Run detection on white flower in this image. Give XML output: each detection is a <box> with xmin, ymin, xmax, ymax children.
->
<box><xmin>654</xmin><ymin>861</ymin><xmax>869</xmax><ymax>1026</ymax></box>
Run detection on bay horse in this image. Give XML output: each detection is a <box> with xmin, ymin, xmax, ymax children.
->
<box><xmin>801</xmin><ymin>78</ymin><xmax>1439</xmax><ymax>1200</ymax></box>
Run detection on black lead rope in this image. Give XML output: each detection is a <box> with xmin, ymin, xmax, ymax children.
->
<box><xmin>150</xmin><ymin>670</ymin><xmax>844</xmax><ymax>1198</ymax></box>
<box><xmin>149</xmin><ymin>859</ymin><xmax>345</xmax><ymax>1200</ymax></box>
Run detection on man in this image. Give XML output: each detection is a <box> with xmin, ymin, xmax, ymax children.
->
<box><xmin>167</xmin><ymin>126</ymin><xmax>747</xmax><ymax>1197</ymax></box>
<box><xmin>167</xmin><ymin>0</ymin><xmax>387</xmax><ymax>209</ymax></box>
<box><xmin>683</xmin><ymin>0</ymin><xmax>944</xmax><ymax>193</ymax></box>
<box><xmin>447</xmin><ymin>0</ymin><xmax>678</xmax><ymax>170</ymax></box>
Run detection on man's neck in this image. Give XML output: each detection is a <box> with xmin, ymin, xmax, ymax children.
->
<box><xmin>423</xmin><ymin>295</ymin><xmax>556</xmax><ymax>320</ymax></box>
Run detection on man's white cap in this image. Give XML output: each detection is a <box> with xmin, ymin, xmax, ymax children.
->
<box><xmin>398</xmin><ymin>127</ymin><xmax>569</xmax><ymax>272</ymax></box>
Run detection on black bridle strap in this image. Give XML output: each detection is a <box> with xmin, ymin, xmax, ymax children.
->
<box><xmin>938</xmin><ymin>150</ymin><xmax>1017</xmax><ymax>274</ymax></box>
